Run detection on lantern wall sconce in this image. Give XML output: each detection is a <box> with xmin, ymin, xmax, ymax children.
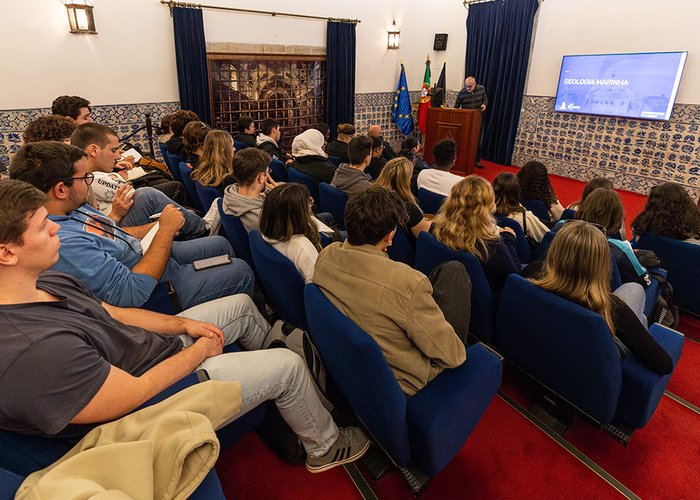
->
<box><xmin>66</xmin><ymin>0</ymin><xmax>97</xmax><ymax>34</ymax></box>
<box><xmin>387</xmin><ymin>20</ymin><xmax>400</xmax><ymax>49</ymax></box>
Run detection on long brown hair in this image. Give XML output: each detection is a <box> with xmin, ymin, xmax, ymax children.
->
<box><xmin>576</xmin><ymin>188</ymin><xmax>624</xmax><ymax>236</ymax></box>
<box><xmin>433</xmin><ymin>176</ymin><xmax>499</xmax><ymax>261</ymax></box>
<box><xmin>191</xmin><ymin>130</ymin><xmax>233</xmax><ymax>187</ymax></box>
<box><xmin>492</xmin><ymin>172</ymin><xmax>523</xmax><ymax>216</ymax></box>
<box><xmin>259</xmin><ymin>183</ymin><xmax>321</xmax><ymax>250</ymax></box>
<box><xmin>530</xmin><ymin>220</ymin><xmax>615</xmax><ymax>334</ymax></box>
<box><xmin>374</xmin><ymin>157</ymin><xmax>416</xmax><ymax>204</ymax></box>
<box><xmin>632</xmin><ymin>182</ymin><xmax>700</xmax><ymax>240</ymax></box>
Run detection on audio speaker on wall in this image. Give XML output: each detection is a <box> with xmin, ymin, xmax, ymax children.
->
<box><xmin>434</xmin><ymin>33</ymin><xmax>448</xmax><ymax>51</ymax></box>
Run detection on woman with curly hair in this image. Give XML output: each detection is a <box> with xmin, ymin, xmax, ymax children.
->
<box><xmin>517</xmin><ymin>160</ymin><xmax>564</xmax><ymax>221</ymax></box>
<box><xmin>190</xmin><ymin>130</ymin><xmax>236</xmax><ymax>195</ymax></box>
<box><xmin>530</xmin><ymin>220</ymin><xmax>672</xmax><ymax>374</ymax></box>
<box><xmin>23</xmin><ymin>115</ymin><xmax>76</xmax><ymax>143</ymax></box>
<box><xmin>374</xmin><ymin>157</ymin><xmax>432</xmax><ymax>239</ymax></box>
<box><xmin>433</xmin><ymin>175</ymin><xmax>520</xmax><ymax>291</ymax></box>
<box><xmin>492</xmin><ymin>172</ymin><xmax>549</xmax><ymax>243</ymax></box>
<box><xmin>632</xmin><ymin>183</ymin><xmax>700</xmax><ymax>245</ymax></box>
<box><xmin>182</xmin><ymin>121</ymin><xmax>211</xmax><ymax>166</ymax></box>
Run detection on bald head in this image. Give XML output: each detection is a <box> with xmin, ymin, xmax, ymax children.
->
<box><xmin>465</xmin><ymin>77</ymin><xmax>476</xmax><ymax>91</ymax></box>
<box><xmin>367</xmin><ymin>125</ymin><xmax>382</xmax><ymax>138</ymax></box>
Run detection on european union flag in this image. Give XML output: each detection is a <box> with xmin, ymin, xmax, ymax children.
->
<box><xmin>392</xmin><ymin>64</ymin><xmax>414</xmax><ymax>136</ymax></box>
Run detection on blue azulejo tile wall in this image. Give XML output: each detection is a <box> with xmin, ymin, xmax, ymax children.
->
<box><xmin>0</xmin><ymin>102</ymin><xmax>180</xmax><ymax>167</ymax></box>
<box><xmin>513</xmin><ymin>96</ymin><xmax>700</xmax><ymax>200</ymax></box>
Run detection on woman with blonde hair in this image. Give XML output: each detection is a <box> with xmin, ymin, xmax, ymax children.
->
<box><xmin>433</xmin><ymin>175</ymin><xmax>520</xmax><ymax>291</ymax></box>
<box><xmin>530</xmin><ymin>220</ymin><xmax>672</xmax><ymax>374</ymax></box>
<box><xmin>375</xmin><ymin>157</ymin><xmax>431</xmax><ymax>239</ymax></box>
<box><xmin>190</xmin><ymin>129</ymin><xmax>236</xmax><ymax>195</ymax></box>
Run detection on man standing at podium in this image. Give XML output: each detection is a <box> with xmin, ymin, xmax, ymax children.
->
<box><xmin>454</xmin><ymin>76</ymin><xmax>488</xmax><ymax>168</ymax></box>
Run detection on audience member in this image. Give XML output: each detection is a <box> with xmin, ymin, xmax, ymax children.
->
<box><xmin>325</xmin><ymin>123</ymin><xmax>355</xmax><ymax>162</ymax></box>
<box><xmin>632</xmin><ymin>182</ymin><xmax>700</xmax><ymax>245</ymax></box>
<box><xmin>433</xmin><ymin>176</ymin><xmax>521</xmax><ymax>291</ymax></box>
<box><xmin>10</xmin><ymin>141</ymin><xmax>253</xmax><ymax>309</ymax></box>
<box><xmin>260</xmin><ymin>183</ymin><xmax>322</xmax><ymax>284</ymax></box>
<box><xmin>530</xmin><ymin>220</ymin><xmax>672</xmax><ymax>374</ymax></box>
<box><xmin>365</xmin><ymin>135</ymin><xmax>387</xmax><ymax>180</ymax></box>
<box><xmin>23</xmin><ymin>115</ymin><xmax>76</xmax><ymax>144</ymax></box>
<box><xmin>71</xmin><ymin>123</ymin><xmax>193</xmax><ymax>225</ymax></box>
<box><xmin>0</xmin><ymin>179</ymin><xmax>370</xmax><ymax>473</ymax></box>
<box><xmin>493</xmin><ymin>172</ymin><xmax>549</xmax><ymax>243</ymax></box>
<box><xmin>182</xmin><ymin>121</ymin><xmax>211</xmax><ymax>166</ymax></box>
<box><xmin>190</xmin><ymin>130</ymin><xmax>236</xmax><ymax>196</ymax></box>
<box><xmin>166</xmin><ymin>110</ymin><xmax>200</xmax><ymax>158</ymax></box>
<box><xmin>290</xmin><ymin>129</ymin><xmax>336</xmax><ymax>185</ymax></box>
<box><xmin>366</xmin><ymin>124</ymin><xmax>397</xmax><ymax>161</ymax></box>
<box><xmin>374</xmin><ymin>158</ymin><xmax>432</xmax><ymax>240</ymax></box>
<box><xmin>567</xmin><ymin>177</ymin><xmax>613</xmax><ymax>211</ymax></box>
<box><xmin>330</xmin><ymin>135</ymin><xmax>373</xmax><ymax>195</ymax></box>
<box><xmin>398</xmin><ymin>137</ymin><xmax>428</xmax><ymax>171</ymax></box>
<box><xmin>51</xmin><ymin>95</ymin><xmax>93</xmax><ymax>125</ymax></box>
<box><xmin>518</xmin><ymin>160</ymin><xmax>565</xmax><ymax>221</ymax></box>
<box><xmin>257</xmin><ymin>118</ymin><xmax>289</xmax><ymax>162</ymax></box>
<box><xmin>156</xmin><ymin>114</ymin><xmax>173</xmax><ymax>145</ymax></box>
<box><xmin>236</xmin><ymin>116</ymin><xmax>257</xmax><ymax>147</ymax></box>
<box><xmin>416</xmin><ymin>138</ymin><xmax>462</xmax><ymax>197</ymax></box>
<box><xmin>313</xmin><ymin>187</ymin><xmax>469</xmax><ymax>395</ymax></box>
<box><xmin>313</xmin><ymin>123</ymin><xmax>330</xmax><ymax>144</ymax></box>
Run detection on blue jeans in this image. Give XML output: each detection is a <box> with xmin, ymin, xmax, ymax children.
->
<box><xmin>176</xmin><ymin>295</ymin><xmax>338</xmax><ymax>456</ymax></box>
<box><xmin>121</xmin><ymin>186</ymin><xmax>205</xmax><ymax>240</ymax></box>
<box><xmin>614</xmin><ymin>282</ymin><xmax>647</xmax><ymax>326</ymax></box>
<box><xmin>163</xmin><ymin>235</ymin><xmax>255</xmax><ymax>310</ymax></box>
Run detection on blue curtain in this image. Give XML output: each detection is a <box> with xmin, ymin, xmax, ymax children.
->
<box><xmin>172</xmin><ymin>7</ymin><xmax>212</xmax><ymax>125</ymax></box>
<box><xmin>465</xmin><ymin>0</ymin><xmax>539</xmax><ymax>165</ymax></box>
<box><xmin>326</xmin><ymin>22</ymin><xmax>356</xmax><ymax>139</ymax></box>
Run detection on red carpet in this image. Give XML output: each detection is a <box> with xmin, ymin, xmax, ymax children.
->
<box><xmin>666</xmin><ymin>338</ymin><xmax>700</xmax><ymax>407</ymax></box>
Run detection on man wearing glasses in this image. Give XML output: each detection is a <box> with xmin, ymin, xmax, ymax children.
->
<box><xmin>454</xmin><ymin>76</ymin><xmax>488</xmax><ymax>168</ymax></box>
<box><xmin>9</xmin><ymin>141</ymin><xmax>254</xmax><ymax>310</ymax></box>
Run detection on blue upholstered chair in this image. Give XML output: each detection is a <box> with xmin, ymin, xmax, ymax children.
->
<box><xmin>415</xmin><ymin>232</ymin><xmax>495</xmax><ymax>343</ymax></box>
<box><xmin>217</xmin><ymin>198</ymin><xmax>253</xmax><ymax>270</ymax></box>
<box><xmin>269</xmin><ymin>159</ymin><xmax>289</xmax><ymax>182</ymax></box>
<box><xmin>194</xmin><ymin>181</ymin><xmax>220</xmax><ymax>213</ymax></box>
<box><xmin>178</xmin><ymin>162</ymin><xmax>203</xmax><ymax>211</ymax></box>
<box><xmin>304</xmin><ymin>284</ymin><xmax>502</xmax><ymax>478</ymax></box>
<box><xmin>327</xmin><ymin>155</ymin><xmax>343</xmax><ymax>167</ymax></box>
<box><xmin>288</xmin><ymin>166</ymin><xmax>320</xmax><ymax>205</ymax></box>
<box><xmin>496</xmin><ymin>274</ymin><xmax>683</xmax><ymax>428</ymax></box>
<box><xmin>495</xmin><ymin>215</ymin><xmax>531</xmax><ymax>263</ymax></box>
<box><xmin>319</xmin><ymin>182</ymin><xmax>348</xmax><ymax>230</ymax></box>
<box><xmin>0</xmin><ymin>370</ymin><xmax>263</xmax><ymax>499</ymax></box>
<box><xmin>249</xmin><ymin>230</ymin><xmax>308</xmax><ymax>330</ymax></box>
<box><xmin>520</xmin><ymin>198</ymin><xmax>550</xmax><ymax>222</ymax></box>
<box><xmin>158</xmin><ymin>142</ymin><xmax>170</xmax><ymax>166</ymax></box>
<box><xmin>560</xmin><ymin>208</ymin><xmax>577</xmax><ymax>220</ymax></box>
<box><xmin>165</xmin><ymin>151</ymin><xmax>184</xmax><ymax>183</ymax></box>
<box><xmin>636</xmin><ymin>233</ymin><xmax>700</xmax><ymax>315</ymax></box>
<box><xmin>386</xmin><ymin>224</ymin><xmax>415</xmax><ymax>267</ymax></box>
<box><xmin>417</xmin><ymin>188</ymin><xmax>446</xmax><ymax>215</ymax></box>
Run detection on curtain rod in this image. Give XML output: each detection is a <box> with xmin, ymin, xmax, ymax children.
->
<box><xmin>161</xmin><ymin>1</ymin><xmax>361</xmax><ymax>24</ymax></box>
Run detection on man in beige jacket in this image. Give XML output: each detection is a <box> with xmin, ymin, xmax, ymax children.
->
<box><xmin>313</xmin><ymin>187</ymin><xmax>470</xmax><ymax>396</ymax></box>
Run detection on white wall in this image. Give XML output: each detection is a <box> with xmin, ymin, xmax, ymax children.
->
<box><xmin>0</xmin><ymin>0</ymin><xmax>467</xmax><ymax>110</ymax></box>
<box><xmin>526</xmin><ymin>0</ymin><xmax>700</xmax><ymax>104</ymax></box>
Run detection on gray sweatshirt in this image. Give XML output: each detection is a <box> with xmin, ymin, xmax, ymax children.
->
<box><xmin>222</xmin><ymin>184</ymin><xmax>265</xmax><ymax>233</ymax></box>
<box><xmin>330</xmin><ymin>164</ymin><xmax>372</xmax><ymax>195</ymax></box>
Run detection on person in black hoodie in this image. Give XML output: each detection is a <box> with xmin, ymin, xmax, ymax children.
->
<box><xmin>257</xmin><ymin>118</ymin><xmax>291</xmax><ymax>162</ymax></box>
<box><xmin>325</xmin><ymin>123</ymin><xmax>355</xmax><ymax>163</ymax></box>
<box><xmin>290</xmin><ymin>129</ymin><xmax>336</xmax><ymax>185</ymax></box>
<box><xmin>236</xmin><ymin>115</ymin><xmax>257</xmax><ymax>147</ymax></box>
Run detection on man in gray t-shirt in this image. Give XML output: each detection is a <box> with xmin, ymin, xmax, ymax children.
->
<box><xmin>0</xmin><ymin>180</ymin><xmax>370</xmax><ymax>474</ymax></box>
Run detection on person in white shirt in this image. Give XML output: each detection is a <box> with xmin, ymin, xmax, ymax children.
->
<box><xmin>416</xmin><ymin>138</ymin><xmax>463</xmax><ymax>197</ymax></box>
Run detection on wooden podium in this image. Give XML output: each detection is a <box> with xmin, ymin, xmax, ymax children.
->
<box><xmin>423</xmin><ymin>108</ymin><xmax>481</xmax><ymax>175</ymax></box>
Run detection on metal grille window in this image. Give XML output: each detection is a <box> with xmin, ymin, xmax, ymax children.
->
<box><xmin>209</xmin><ymin>55</ymin><xmax>326</xmax><ymax>141</ymax></box>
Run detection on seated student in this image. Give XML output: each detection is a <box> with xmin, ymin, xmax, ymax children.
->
<box><xmin>632</xmin><ymin>182</ymin><xmax>700</xmax><ymax>245</ymax></box>
<box><xmin>492</xmin><ymin>172</ymin><xmax>549</xmax><ymax>243</ymax></box>
<box><xmin>517</xmin><ymin>160</ymin><xmax>565</xmax><ymax>222</ymax></box>
<box><xmin>182</xmin><ymin>121</ymin><xmax>211</xmax><ymax>166</ymax></box>
<box><xmin>325</xmin><ymin>123</ymin><xmax>354</xmax><ymax>162</ymax></box>
<box><xmin>0</xmin><ymin>179</ymin><xmax>370</xmax><ymax>473</ymax></box>
<box><xmin>166</xmin><ymin>110</ymin><xmax>200</xmax><ymax>158</ymax></box>
<box><xmin>156</xmin><ymin>114</ymin><xmax>173</xmax><ymax>145</ymax></box>
<box><xmin>313</xmin><ymin>187</ymin><xmax>470</xmax><ymax>395</ymax></box>
<box><xmin>236</xmin><ymin>115</ymin><xmax>257</xmax><ymax>147</ymax></box>
<box><xmin>190</xmin><ymin>130</ymin><xmax>237</xmax><ymax>196</ymax></box>
<box><xmin>10</xmin><ymin>142</ymin><xmax>253</xmax><ymax>309</ymax></box>
<box><xmin>530</xmin><ymin>220</ymin><xmax>673</xmax><ymax>374</ymax></box>
<box><xmin>51</xmin><ymin>95</ymin><xmax>93</xmax><ymax>125</ymax></box>
<box><xmin>567</xmin><ymin>177</ymin><xmax>613</xmax><ymax>211</ymax></box>
<box><xmin>365</xmin><ymin>135</ymin><xmax>387</xmax><ymax>180</ymax></box>
<box><xmin>313</xmin><ymin>122</ymin><xmax>330</xmax><ymax>144</ymax></box>
<box><xmin>374</xmin><ymin>157</ymin><xmax>432</xmax><ymax>240</ymax></box>
<box><xmin>257</xmin><ymin>118</ymin><xmax>290</xmax><ymax>163</ymax></box>
<box><xmin>433</xmin><ymin>176</ymin><xmax>521</xmax><ymax>292</ymax></box>
<box><xmin>260</xmin><ymin>183</ymin><xmax>322</xmax><ymax>284</ymax></box>
<box><xmin>290</xmin><ymin>129</ymin><xmax>336</xmax><ymax>185</ymax></box>
<box><xmin>72</xmin><ymin>123</ymin><xmax>194</xmax><ymax>225</ymax></box>
<box><xmin>366</xmin><ymin>124</ymin><xmax>397</xmax><ymax>161</ymax></box>
<box><xmin>416</xmin><ymin>138</ymin><xmax>462</xmax><ymax>197</ymax></box>
<box><xmin>330</xmin><ymin>135</ymin><xmax>373</xmax><ymax>195</ymax></box>
<box><xmin>24</xmin><ymin>115</ymin><xmax>76</xmax><ymax>144</ymax></box>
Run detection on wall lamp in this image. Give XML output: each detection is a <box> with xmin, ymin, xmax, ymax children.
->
<box><xmin>66</xmin><ymin>0</ymin><xmax>97</xmax><ymax>34</ymax></box>
<box><xmin>387</xmin><ymin>20</ymin><xmax>400</xmax><ymax>49</ymax></box>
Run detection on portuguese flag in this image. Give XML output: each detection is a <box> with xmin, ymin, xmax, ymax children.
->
<box><xmin>417</xmin><ymin>57</ymin><xmax>431</xmax><ymax>135</ymax></box>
